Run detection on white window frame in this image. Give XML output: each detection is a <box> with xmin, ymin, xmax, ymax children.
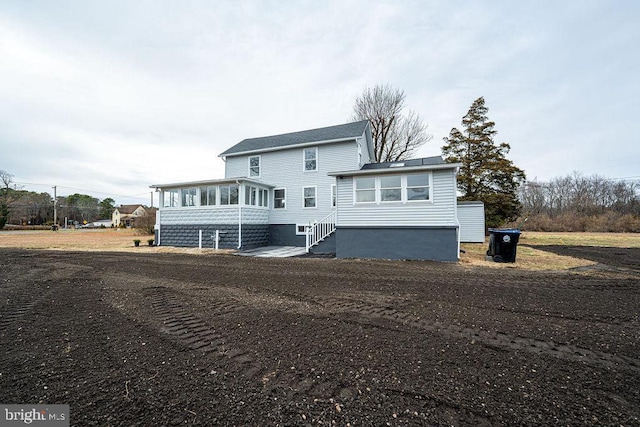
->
<box><xmin>220</xmin><ymin>184</ymin><xmax>239</xmax><ymax>205</ymax></box>
<box><xmin>273</xmin><ymin>188</ymin><xmax>286</xmax><ymax>209</ymax></box>
<box><xmin>406</xmin><ymin>173</ymin><xmax>432</xmax><ymax>202</ymax></box>
<box><xmin>379</xmin><ymin>175</ymin><xmax>402</xmax><ymax>203</ymax></box>
<box><xmin>302</xmin><ymin>185</ymin><xmax>317</xmax><ymax>209</ymax></box>
<box><xmin>354</xmin><ymin>177</ymin><xmax>377</xmax><ymax>204</ymax></box>
<box><xmin>200</xmin><ymin>185</ymin><xmax>217</xmax><ymax>206</ymax></box>
<box><xmin>331</xmin><ymin>184</ymin><xmax>337</xmax><ymax>208</ymax></box>
<box><xmin>295</xmin><ymin>224</ymin><xmax>310</xmax><ymax>236</ymax></box>
<box><xmin>352</xmin><ymin>172</ymin><xmax>433</xmax><ymax>205</ymax></box>
<box><xmin>248</xmin><ymin>155</ymin><xmax>261</xmax><ymax>178</ymax></box>
<box><xmin>163</xmin><ymin>189</ymin><xmax>179</xmax><ymax>207</ymax></box>
<box><xmin>303</xmin><ymin>147</ymin><xmax>318</xmax><ymax>172</ymax></box>
<box><xmin>181</xmin><ymin>187</ymin><xmax>197</xmax><ymax>207</ymax></box>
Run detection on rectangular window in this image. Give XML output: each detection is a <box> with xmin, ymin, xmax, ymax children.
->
<box><xmin>249</xmin><ymin>155</ymin><xmax>260</xmax><ymax>177</ymax></box>
<box><xmin>303</xmin><ymin>147</ymin><xmax>318</xmax><ymax>172</ymax></box>
<box><xmin>355</xmin><ymin>177</ymin><xmax>376</xmax><ymax>203</ymax></box>
<box><xmin>331</xmin><ymin>184</ymin><xmax>337</xmax><ymax>208</ymax></box>
<box><xmin>274</xmin><ymin>188</ymin><xmax>286</xmax><ymax>209</ymax></box>
<box><xmin>380</xmin><ymin>175</ymin><xmax>402</xmax><ymax>202</ymax></box>
<box><xmin>220</xmin><ymin>184</ymin><xmax>239</xmax><ymax>205</ymax></box>
<box><xmin>296</xmin><ymin>224</ymin><xmax>310</xmax><ymax>235</ymax></box>
<box><xmin>200</xmin><ymin>186</ymin><xmax>217</xmax><ymax>206</ymax></box>
<box><xmin>303</xmin><ymin>186</ymin><xmax>316</xmax><ymax>208</ymax></box>
<box><xmin>181</xmin><ymin>187</ymin><xmax>197</xmax><ymax>207</ymax></box>
<box><xmin>262</xmin><ymin>189</ymin><xmax>269</xmax><ymax>207</ymax></box>
<box><xmin>244</xmin><ymin>185</ymin><xmax>251</xmax><ymax>205</ymax></box>
<box><xmin>163</xmin><ymin>189</ymin><xmax>178</xmax><ymax>207</ymax></box>
<box><xmin>407</xmin><ymin>174</ymin><xmax>430</xmax><ymax>201</ymax></box>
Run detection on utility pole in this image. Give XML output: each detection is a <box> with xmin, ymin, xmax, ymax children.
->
<box><xmin>53</xmin><ymin>186</ymin><xmax>57</xmax><ymax>227</ymax></box>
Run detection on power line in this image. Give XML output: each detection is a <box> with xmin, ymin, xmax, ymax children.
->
<box><xmin>13</xmin><ymin>181</ymin><xmax>150</xmax><ymax>200</ymax></box>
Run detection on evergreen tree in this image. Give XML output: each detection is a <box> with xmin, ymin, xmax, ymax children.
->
<box><xmin>442</xmin><ymin>97</ymin><xmax>526</xmax><ymax>228</ymax></box>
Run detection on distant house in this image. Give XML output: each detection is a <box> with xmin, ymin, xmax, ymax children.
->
<box><xmin>113</xmin><ymin>205</ymin><xmax>150</xmax><ymax>227</ymax></box>
<box><xmin>149</xmin><ymin>121</ymin><xmax>484</xmax><ymax>261</ymax></box>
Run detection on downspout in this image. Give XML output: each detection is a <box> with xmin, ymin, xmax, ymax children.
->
<box><xmin>453</xmin><ymin>167</ymin><xmax>461</xmax><ymax>259</ymax></box>
<box><xmin>236</xmin><ymin>180</ymin><xmax>242</xmax><ymax>250</ymax></box>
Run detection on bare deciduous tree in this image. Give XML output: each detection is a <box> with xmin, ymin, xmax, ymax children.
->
<box><xmin>352</xmin><ymin>84</ymin><xmax>432</xmax><ymax>162</ymax></box>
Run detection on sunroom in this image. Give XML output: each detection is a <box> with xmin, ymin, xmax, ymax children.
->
<box><xmin>150</xmin><ymin>178</ymin><xmax>273</xmax><ymax>249</ymax></box>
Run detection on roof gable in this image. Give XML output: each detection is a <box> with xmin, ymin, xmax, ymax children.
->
<box><xmin>116</xmin><ymin>204</ymin><xmax>145</xmax><ymax>214</ymax></box>
<box><xmin>219</xmin><ymin>120</ymin><xmax>370</xmax><ymax>157</ymax></box>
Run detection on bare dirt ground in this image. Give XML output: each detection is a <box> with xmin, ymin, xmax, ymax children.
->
<box><xmin>0</xmin><ymin>233</ymin><xmax>639</xmax><ymax>425</ymax></box>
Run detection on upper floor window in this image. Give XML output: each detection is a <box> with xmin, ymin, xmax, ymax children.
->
<box><xmin>304</xmin><ymin>147</ymin><xmax>318</xmax><ymax>172</ymax></box>
<box><xmin>181</xmin><ymin>187</ymin><xmax>197</xmax><ymax>207</ymax></box>
<box><xmin>274</xmin><ymin>188</ymin><xmax>286</xmax><ymax>209</ymax></box>
<box><xmin>249</xmin><ymin>155</ymin><xmax>260</xmax><ymax>177</ymax></box>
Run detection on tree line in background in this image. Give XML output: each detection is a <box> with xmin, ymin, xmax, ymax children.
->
<box><xmin>0</xmin><ymin>169</ymin><xmax>116</xmax><ymax>228</ymax></box>
<box><xmin>517</xmin><ymin>173</ymin><xmax>640</xmax><ymax>232</ymax></box>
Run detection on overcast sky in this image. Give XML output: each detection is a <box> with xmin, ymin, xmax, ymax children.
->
<box><xmin>1</xmin><ymin>0</ymin><xmax>638</xmax><ymax>206</ymax></box>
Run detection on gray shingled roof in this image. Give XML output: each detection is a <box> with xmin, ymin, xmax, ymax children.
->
<box><xmin>360</xmin><ymin>156</ymin><xmax>446</xmax><ymax>170</ymax></box>
<box><xmin>219</xmin><ymin>120</ymin><xmax>370</xmax><ymax>157</ymax></box>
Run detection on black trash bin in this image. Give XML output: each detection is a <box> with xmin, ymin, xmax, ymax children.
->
<box><xmin>487</xmin><ymin>228</ymin><xmax>521</xmax><ymax>263</ymax></box>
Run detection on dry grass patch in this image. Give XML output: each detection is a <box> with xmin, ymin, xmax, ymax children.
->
<box><xmin>0</xmin><ymin>229</ymin><xmax>233</xmax><ymax>255</ymax></box>
<box><xmin>520</xmin><ymin>231</ymin><xmax>640</xmax><ymax>248</ymax></box>
<box><xmin>461</xmin><ymin>231</ymin><xmax>639</xmax><ymax>271</ymax></box>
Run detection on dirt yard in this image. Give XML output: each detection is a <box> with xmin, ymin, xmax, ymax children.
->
<box><xmin>0</xmin><ymin>232</ymin><xmax>639</xmax><ymax>425</ymax></box>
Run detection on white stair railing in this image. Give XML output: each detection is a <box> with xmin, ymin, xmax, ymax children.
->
<box><xmin>305</xmin><ymin>210</ymin><xmax>337</xmax><ymax>253</ymax></box>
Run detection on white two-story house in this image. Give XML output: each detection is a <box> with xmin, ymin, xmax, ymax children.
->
<box><xmin>151</xmin><ymin>120</ymin><xmax>470</xmax><ymax>261</ymax></box>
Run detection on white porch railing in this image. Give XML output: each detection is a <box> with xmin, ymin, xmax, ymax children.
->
<box><xmin>305</xmin><ymin>210</ymin><xmax>337</xmax><ymax>253</ymax></box>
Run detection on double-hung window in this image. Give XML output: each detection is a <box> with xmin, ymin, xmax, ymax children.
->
<box><xmin>354</xmin><ymin>173</ymin><xmax>432</xmax><ymax>204</ymax></box>
<box><xmin>380</xmin><ymin>176</ymin><xmax>402</xmax><ymax>202</ymax></box>
<box><xmin>274</xmin><ymin>188</ymin><xmax>286</xmax><ymax>209</ymax></box>
<box><xmin>248</xmin><ymin>156</ymin><xmax>260</xmax><ymax>177</ymax></box>
<box><xmin>303</xmin><ymin>186</ymin><xmax>316</xmax><ymax>208</ymax></box>
<box><xmin>407</xmin><ymin>174</ymin><xmax>430</xmax><ymax>201</ymax></box>
<box><xmin>303</xmin><ymin>147</ymin><xmax>318</xmax><ymax>172</ymax></box>
<box><xmin>355</xmin><ymin>177</ymin><xmax>376</xmax><ymax>203</ymax></box>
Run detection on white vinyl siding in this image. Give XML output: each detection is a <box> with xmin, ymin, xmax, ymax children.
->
<box><xmin>457</xmin><ymin>202</ymin><xmax>486</xmax><ymax>243</ymax></box>
<box><xmin>225</xmin><ymin>140</ymin><xmax>358</xmax><ymax>224</ymax></box>
<box><xmin>338</xmin><ymin>169</ymin><xmax>458</xmax><ymax>227</ymax></box>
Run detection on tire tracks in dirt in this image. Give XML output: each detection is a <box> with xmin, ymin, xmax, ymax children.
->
<box><xmin>281</xmin><ymin>292</ymin><xmax>640</xmax><ymax>373</ymax></box>
<box><xmin>145</xmin><ymin>286</ymin><xmax>263</xmax><ymax>380</ymax></box>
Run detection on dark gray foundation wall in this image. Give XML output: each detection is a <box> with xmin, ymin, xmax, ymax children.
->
<box><xmin>269</xmin><ymin>224</ymin><xmax>305</xmax><ymax>247</ymax></box>
<box><xmin>335</xmin><ymin>226</ymin><xmax>459</xmax><ymax>261</ymax></box>
<box><xmin>158</xmin><ymin>224</ymin><xmax>268</xmax><ymax>249</ymax></box>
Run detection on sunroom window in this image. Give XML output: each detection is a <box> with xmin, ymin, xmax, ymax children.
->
<box><xmin>380</xmin><ymin>175</ymin><xmax>402</xmax><ymax>202</ymax></box>
<box><xmin>355</xmin><ymin>177</ymin><xmax>376</xmax><ymax>203</ymax></box>
<box><xmin>407</xmin><ymin>174</ymin><xmax>430</xmax><ymax>201</ymax></box>
<box><xmin>181</xmin><ymin>187</ymin><xmax>197</xmax><ymax>207</ymax></box>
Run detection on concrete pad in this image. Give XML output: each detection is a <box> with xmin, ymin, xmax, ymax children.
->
<box><xmin>236</xmin><ymin>246</ymin><xmax>307</xmax><ymax>258</ymax></box>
